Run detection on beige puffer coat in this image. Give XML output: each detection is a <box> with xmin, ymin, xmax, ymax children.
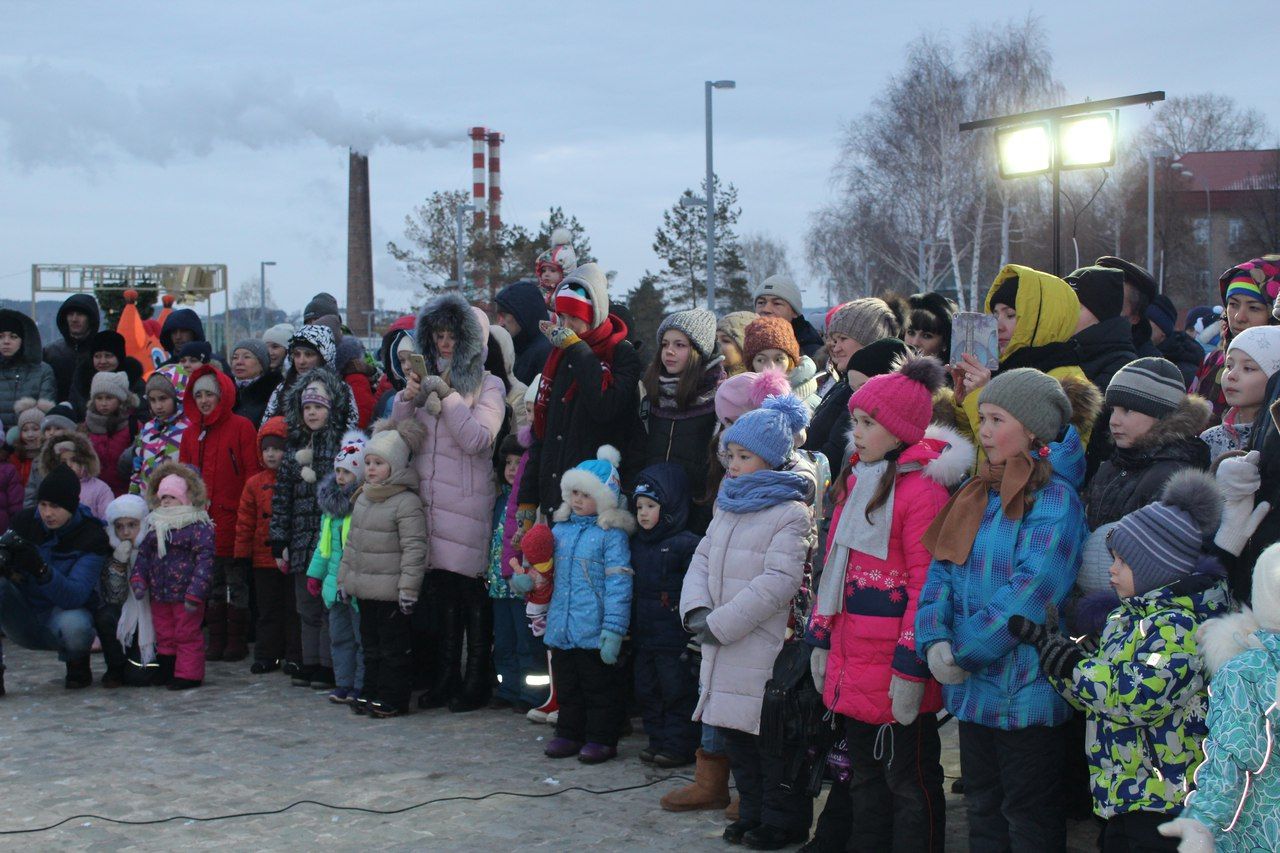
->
<box><xmin>336</xmin><ymin>467</ymin><xmax>429</xmax><ymax>602</ymax></box>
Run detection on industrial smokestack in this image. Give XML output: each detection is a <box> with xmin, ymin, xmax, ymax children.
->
<box><xmin>487</xmin><ymin>130</ymin><xmax>502</xmax><ymax>232</ymax></box>
<box><xmin>347</xmin><ymin>148</ymin><xmax>374</xmax><ymax>337</ymax></box>
<box><xmin>469</xmin><ymin>127</ymin><xmax>488</xmax><ymax>297</ymax></box>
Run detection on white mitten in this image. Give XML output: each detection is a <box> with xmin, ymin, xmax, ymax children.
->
<box><xmin>1157</xmin><ymin>818</ymin><xmax>1215</xmax><ymax>853</ymax></box>
<box><xmin>113</xmin><ymin>541</ymin><xmax>133</xmax><ymax>563</ymax></box>
<box><xmin>889</xmin><ymin>675</ymin><xmax>926</xmax><ymax>726</ymax></box>
<box><xmin>1216</xmin><ymin>451</ymin><xmax>1262</xmax><ymax>500</ymax></box>
<box><xmin>810</xmin><ymin>647</ymin><xmax>828</xmax><ymax>694</ymax></box>
<box><xmin>1215</xmin><ymin>498</ymin><xmax>1271</xmax><ymax>557</ymax></box>
<box><xmin>926</xmin><ymin>641</ymin><xmax>968</xmax><ymax>685</ymax></box>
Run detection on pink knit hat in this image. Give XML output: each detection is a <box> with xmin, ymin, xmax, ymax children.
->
<box><xmin>157</xmin><ymin>473</ymin><xmax>191</xmax><ymax>504</ymax></box>
<box><xmin>847</xmin><ymin>356</ymin><xmax>946</xmax><ymax>445</ymax></box>
<box><xmin>715</xmin><ymin>369</ymin><xmax>791</xmax><ymax>426</ymax></box>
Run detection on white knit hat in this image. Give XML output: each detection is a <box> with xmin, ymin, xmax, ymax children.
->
<box><xmin>1228</xmin><ymin>326</ymin><xmax>1280</xmax><ymax>379</ymax></box>
<box><xmin>364</xmin><ymin>419</ymin><xmax>425</xmax><ymax>476</ymax></box>
<box><xmin>263</xmin><ymin>323</ymin><xmax>295</xmax><ymax>348</ymax></box>
<box><xmin>333</xmin><ymin>430</ymin><xmax>366</xmax><ymax>479</ymax></box>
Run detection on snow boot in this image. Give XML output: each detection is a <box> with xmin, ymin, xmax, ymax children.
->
<box><xmin>660</xmin><ymin>749</ymin><xmax>732</xmax><ymax>812</ymax></box>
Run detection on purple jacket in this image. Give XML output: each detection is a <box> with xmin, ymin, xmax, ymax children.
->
<box><xmin>0</xmin><ymin>462</ymin><xmax>22</xmax><ymax>534</ymax></box>
<box><xmin>130</xmin><ymin>519</ymin><xmax>215</xmax><ymax>605</ymax></box>
<box><xmin>499</xmin><ymin>449</ymin><xmax>530</xmax><ymax>579</ymax></box>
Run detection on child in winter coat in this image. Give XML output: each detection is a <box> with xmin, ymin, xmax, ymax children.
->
<box><xmin>179</xmin><ymin>365</ymin><xmax>261</xmax><ymax>662</ymax></box>
<box><xmin>305</xmin><ymin>431</ymin><xmax>365</xmax><ymax>704</ymax></box>
<box><xmin>130</xmin><ymin>364</ymin><xmax>188</xmax><ymax>495</ymax></box>
<box><xmin>487</xmin><ymin>434</ymin><xmax>541</xmax><ymax>712</ymax></box>
<box><xmin>12</xmin><ymin>398</ymin><xmax>53</xmax><ymax>486</ymax></box>
<box><xmin>82</xmin><ymin>371</ymin><xmax>138</xmax><ymax>496</ymax></box>
<box><xmin>0</xmin><ymin>431</ymin><xmax>20</xmax><ymax>535</ymax></box>
<box><xmin>261</xmin><ymin>324</ymin><xmax>359</xmax><ymax>430</ymax></box>
<box><xmin>916</xmin><ymin>368</ymin><xmax>1089</xmax><ymax>852</ymax></box>
<box><xmin>1199</xmin><ymin>325</ymin><xmax>1280</xmax><ymax>459</ymax></box>
<box><xmin>335</xmin><ymin>337</ymin><xmax>377</xmax><ymax>429</ymax></box>
<box><xmin>336</xmin><ymin>419</ymin><xmax>429</xmax><ymax>718</ymax></box>
<box><xmin>234</xmin><ymin>416</ymin><xmax>298</xmax><ymax>675</ymax></box>
<box><xmin>805</xmin><ymin>357</ymin><xmax>971</xmax><ymax>852</ymax></box>
<box><xmin>1011</xmin><ymin>471</ymin><xmax>1229</xmax><ymax>850</ymax></box>
<box><xmin>540</xmin><ymin>445</ymin><xmax>635</xmax><ymax>765</ymax></box>
<box><xmin>1160</xmin><ymin>544</ymin><xmax>1280</xmax><ymax>852</ymax></box>
<box><xmin>680</xmin><ymin>395</ymin><xmax>814</xmax><ymax>847</ymax></box>
<box><xmin>129</xmin><ymin>462</ymin><xmax>215</xmax><ymax>690</ymax></box>
<box><xmin>742</xmin><ymin>316</ymin><xmax>821</xmax><ymax>411</ymax></box>
<box><xmin>98</xmin><ymin>494</ymin><xmax>148</xmax><ymax>687</ymax></box>
<box><xmin>270</xmin><ymin>367</ymin><xmax>355</xmax><ymax>688</ymax></box>
<box><xmin>1086</xmin><ymin>358</ymin><xmax>1210</xmax><ymax>530</ymax></box>
<box><xmin>23</xmin><ymin>403</ymin><xmax>78</xmax><ymax>510</ymax></box>
<box><xmin>629</xmin><ymin>462</ymin><xmax>702</xmax><ymax>767</ymax></box>
<box><xmin>43</xmin><ymin>432</ymin><xmax>113</xmax><ymax>520</ymax></box>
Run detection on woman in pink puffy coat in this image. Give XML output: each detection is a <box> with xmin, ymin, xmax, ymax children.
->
<box><xmin>804</xmin><ymin>357</ymin><xmax>973</xmax><ymax>853</ymax></box>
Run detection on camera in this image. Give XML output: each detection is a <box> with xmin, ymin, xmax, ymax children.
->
<box><xmin>0</xmin><ymin>529</ymin><xmax>38</xmax><ymax>581</ymax></box>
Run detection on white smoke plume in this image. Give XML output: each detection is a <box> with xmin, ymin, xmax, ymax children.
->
<box><xmin>0</xmin><ymin>63</ymin><xmax>459</xmax><ymax>168</ymax></box>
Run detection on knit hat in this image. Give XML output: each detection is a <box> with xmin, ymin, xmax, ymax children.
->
<box><xmin>716</xmin><ymin>311</ymin><xmax>756</xmax><ymax>352</ymax></box>
<box><xmin>259</xmin><ymin>422</ymin><xmax>287</xmax><ymax>454</ymax></box>
<box><xmin>845</xmin><ymin>338</ymin><xmax>908</xmax><ymax>379</ymax></box>
<box><xmin>232</xmin><ymin>339</ymin><xmax>270</xmax><ymax>373</ymax></box>
<box><xmin>981</xmin><ymin>368</ymin><xmax>1072</xmax><ymax>443</ymax></box>
<box><xmin>1105</xmin><ymin>358</ymin><xmax>1186</xmax><ymax>418</ymax></box>
<box><xmin>1185</xmin><ymin>305</ymin><xmax>1221</xmax><ymax>336</ymax></box>
<box><xmin>752</xmin><ymin>274</ymin><xmax>803</xmax><ymax>315</ymax></box>
<box><xmin>721</xmin><ymin>393</ymin><xmax>810</xmax><ymax>468</ymax></box>
<box><xmin>559</xmin><ymin>445</ymin><xmax>624</xmax><ymax>511</ymax></box>
<box><xmin>1077</xmin><ymin>522</ymin><xmax>1120</xmax><ymax>595</ymax></box>
<box><xmin>89</xmin><ymin>330</ymin><xmax>126</xmax><ymax>362</ymax></box>
<box><xmin>535</xmin><ymin>227</ymin><xmax>578</xmax><ymax>276</ymax></box>
<box><xmin>363</xmin><ymin>418</ymin><xmax>425</xmax><ymax>475</ymax></box>
<box><xmin>289</xmin><ymin>324</ymin><xmax>337</xmax><ymax>369</ymax></box>
<box><xmin>145</xmin><ymin>364</ymin><xmax>188</xmax><ymax>402</ymax></box>
<box><xmin>303</xmin><ymin>292</ymin><xmax>341</xmax><ymax>324</ymax></box>
<box><xmin>333</xmin><ymin>429</ymin><xmax>367</xmax><ymax>478</ymax></box>
<box><xmin>157</xmin><ymin>473</ymin><xmax>190</xmax><ymax>504</ymax></box>
<box><xmin>90</xmin><ymin>371</ymin><xmax>132</xmax><ymax>404</ymax></box>
<box><xmin>40</xmin><ymin>403</ymin><xmax>77</xmax><ymax>433</ymax></box>
<box><xmin>300</xmin><ymin>379</ymin><xmax>332</xmax><ymax>409</ymax></box>
<box><xmin>1228</xmin><ymin>326</ymin><xmax>1280</xmax><ymax>379</ymax></box>
<box><xmin>176</xmin><ymin>341</ymin><xmax>213</xmax><ymax>365</ymax></box>
<box><xmin>262</xmin><ymin>323</ymin><xmax>295</xmax><ymax>348</ymax></box>
<box><xmin>0</xmin><ymin>311</ymin><xmax>25</xmax><ymax>339</ymax></box>
<box><xmin>191</xmin><ymin>372</ymin><xmax>222</xmax><ymax>398</ymax></box>
<box><xmin>657</xmin><ymin>309</ymin><xmax>717</xmax><ymax>360</ymax></box>
<box><xmin>989</xmin><ymin>276</ymin><xmax>1019</xmax><ymax>310</ymax></box>
<box><xmin>1221</xmin><ymin>255</ymin><xmax>1280</xmax><ymax>307</ymax></box>
<box><xmin>1065</xmin><ymin>266</ymin><xmax>1125</xmax><ymax>322</ymax></box>
<box><xmin>14</xmin><ymin>398</ymin><xmax>54</xmax><ymax>430</ymax></box>
<box><xmin>742</xmin><ymin>316</ymin><xmax>801</xmax><ymax>367</ymax></box>
<box><xmin>335</xmin><ymin>336</ymin><xmax>366</xmax><ymax>373</ymax></box>
<box><xmin>715</xmin><ymin>370</ymin><xmax>790</xmax><ymax>426</ymax></box>
<box><xmin>848</xmin><ymin>355</ymin><xmax>945</xmax><ymax>445</ymax></box>
<box><xmin>37</xmin><ymin>463</ymin><xmax>81</xmax><ymax>513</ymax></box>
<box><xmin>105</xmin><ymin>493</ymin><xmax>148</xmax><ymax>525</ymax></box>
<box><xmin>1146</xmin><ymin>295</ymin><xmax>1178</xmax><ymax>337</ymax></box>
<box><xmin>520</xmin><ymin>522</ymin><xmax>555</xmax><ymax>566</ymax></box>
<box><xmin>1096</xmin><ymin>255</ymin><xmax>1158</xmax><ymax>303</ymax></box>
<box><xmin>827</xmin><ymin>298</ymin><xmax>903</xmax><ymax>347</ymax></box>
<box><xmin>552</xmin><ymin>263</ymin><xmax>610</xmax><ymax>330</ymax></box>
<box><xmin>1109</xmin><ymin>470</ymin><xmax>1222</xmax><ymax>596</ymax></box>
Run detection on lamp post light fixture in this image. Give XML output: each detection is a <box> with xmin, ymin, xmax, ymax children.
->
<box><xmin>1174</xmin><ymin>165</ymin><xmax>1214</xmax><ymax>290</ymax></box>
<box><xmin>703</xmin><ymin>79</ymin><xmax>735</xmax><ymax>313</ymax></box>
<box><xmin>963</xmin><ymin>91</ymin><xmax>1164</xmax><ymax>276</ymax></box>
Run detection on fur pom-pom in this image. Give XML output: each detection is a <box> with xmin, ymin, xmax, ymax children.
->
<box><xmin>597</xmin><ymin>444</ymin><xmax>622</xmax><ymax>467</ymax></box>
<box><xmin>1160</xmin><ymin>469</ymin><xmax>1223</xmax><ymax>534</ymax></box>
<box><xmin>897</xmin><ymin>355</ymin><xmax>946</xmax><ymax>394</ymax></box>
<box><xmin>550</xmin><ymin>226</ymin><xmax>573</xmax><ymax>246</ymax></box>
<box><xmin>749</xmin><ymin>370</ymin><xmax>791</xmax><ymax>408</ymax></box>
<box><xmin>761</xmin><ymin>393</ymin><xmax>809</xmax><ymax>435</ymax></box>
<box><xmin>393</xmin><ymin>417</ymin><xmax>426</xmax><ymax>450</ymax></box>
<box><xmin>301</xmin><ymin>465</ymin><xmax>317</xmax><ymax>484</ymax></box>
<box><xmin>295</xmin><ymin>447</ymin><xmax>313</xmax><ymax>467</ymax></box>
<box><xmin>1197</xmin><ymin>609</ymin><xmax>1263</xmax><ymax>677</ymax></box>
<box><xmin>1059</xmin><ymin>375</ymin><xmax>1103</xmax><ymax>437</ymax></box>
<box><xmin>13</xmin><ymin>397</ymin><xmax>54</xmax><ymax>417</ymax></box>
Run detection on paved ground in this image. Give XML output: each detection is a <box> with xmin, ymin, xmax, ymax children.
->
<box><xmin>0</xmin><ymin>646</ymin><xmax>1096</xmax><ymax>851</ymax></box>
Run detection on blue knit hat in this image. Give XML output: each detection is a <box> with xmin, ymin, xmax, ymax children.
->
<box><xmin>721</xmin><ymin>393</ymin><xmax>810</xmax><ymax>468</ymax></box>
<box><xmin>559</xmin><ymin>445</ymin><xmax>623</xmax><ymax>511</ymax></box>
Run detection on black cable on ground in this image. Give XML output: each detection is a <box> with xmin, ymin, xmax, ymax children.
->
<box><xmin>0</xmin><ymin>773</ymin><xmax>696</xmax><ymax>836</ymax></box>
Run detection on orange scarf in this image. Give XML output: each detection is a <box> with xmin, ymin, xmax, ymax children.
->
<box><xmin>922</xmin><ymin>454</ymin><xmax>1034</xmax><ymax>564</ymax></box>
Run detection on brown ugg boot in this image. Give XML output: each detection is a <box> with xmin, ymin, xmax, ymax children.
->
<box><xmin>660</xmin><ymin>749</ymin><xmax>731</xmax><ymax>812</ymax></box>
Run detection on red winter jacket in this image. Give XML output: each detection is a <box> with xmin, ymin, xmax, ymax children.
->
<box><xmin>806</xmin><ymin>427</ymin><xmax>970</xmax><ymax>725</ymax></box>
<box><xmin>344</xmin><ymin>372</ymin><xmax>377</xmax><ymax>430</ymax></box>
<box><xmin>234</xmin><ymin>416</ymin><xmax>285</xmax><ymax>570</ymax></box>
<box><xmin>86</xmin><ymin>424</ymin><xmax>134</xmax><ymax>496</ymax></box>
<box><xmin>179</xmin><ymin>366</ymin><xmax>262</xmax><ymax>557</ymax></box>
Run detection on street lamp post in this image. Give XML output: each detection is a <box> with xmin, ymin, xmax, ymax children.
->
<box><xmin>1175</xmin><ymin>166</ymin><xmax>1213</xmax><ymax>288</ymax></box>
<box><xmin>259</xmin><ymin>261</ymin><xmax>275</xmax><ymax>331</ymax></box>
<box><xmin>704</xmin><ymin>80</ymin><xmax>735</xmax><ymax>313</ymax></box>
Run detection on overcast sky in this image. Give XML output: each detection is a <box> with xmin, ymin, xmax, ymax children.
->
<box><xmin>1</xmin><ymin>0</ymin><xmax>1276</xmax><ymax>317</ymax></box>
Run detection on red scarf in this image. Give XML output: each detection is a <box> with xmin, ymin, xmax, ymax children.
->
<box><xmin>533</xmin><ymin>314</ymin><xmax>629</xmax><ymax>439</ymax></box>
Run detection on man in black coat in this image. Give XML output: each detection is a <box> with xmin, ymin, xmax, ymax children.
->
<box><xmin>1096</xmin><ymin>255</ymin><xmax>1161</xmax><ymax>359</ymax></box>
<box><xmin>493</xmin><ymin>279</ymin><xmax>552</xmax><ymax>386</ymax></box>
<box><xmin>42</xmin><ymin>294</ymin><xmax>100</xmax><ymax>401</ymax></box>
<box><xmin>752</xmin><ymin>274</ymin><xmax>824</xmax><ymax>360</ymax></box>
<box><xmin>1148</xmin><ymin>294</ymin><xmax>1205</xmax><ymax>386</ymax></box>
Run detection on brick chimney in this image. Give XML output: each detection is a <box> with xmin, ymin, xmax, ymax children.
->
<box><xmin>347</xmin><ymin>149</ymin><xmax>374</xmax><ymax>337</ymax></box>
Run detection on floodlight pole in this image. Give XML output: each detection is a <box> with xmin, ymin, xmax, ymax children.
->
<box><xmin>1051</xmin><ymin>148</ymin><xmax>1062</xmax><ymax>276</ymax></box>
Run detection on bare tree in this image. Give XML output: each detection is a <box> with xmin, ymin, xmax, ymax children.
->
<box><xmin>739</xmin><ymin>233</ymin><xmax>794</xmax><ymax>291</ymax></box>
<box><xmin>230</xmin><ymin>276</ymin><xmax>277</xmax><ymax>341</ymax></box>
<box><xmin>1141</xmin><ymin>94</ymin><xmax>1271</xmax><ymax>157</ymax></box>
<box><xmin>386</xmin><ymin>189</ymin><xmax>473</xmax><ymax>294</ymax></box>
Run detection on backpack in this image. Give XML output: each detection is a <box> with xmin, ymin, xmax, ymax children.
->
<box><xmin>758</xmin><ymin>639</ymin><xmax>836</xmax><ymax>797</ymax></box>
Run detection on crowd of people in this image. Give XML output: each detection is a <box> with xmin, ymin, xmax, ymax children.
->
<box><xmin>0</xmin><ymin>232</ymin><xmax>1277</xmax><ymax>852</ymax></box>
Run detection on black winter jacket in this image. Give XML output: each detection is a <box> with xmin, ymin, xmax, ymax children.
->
<box><xmin>1074</xmin><ymin>317</ymin><xmax>1138</xmax><ymax>395</ymax></box>
<box><xmin>630</xmin><ymin>463</ymin><xmax>701</xmax><ymax>652</ymax></box>
<box><xmin>232</xmin><ymin>369</ymin><xmax>282</xmax><ymax>428</ymax></box>
<box><xmin>793</xmin><ymin>315</ymin><xmax>825</xmax><ymax>361</ymax></box>
<box><xmin>42</xmin><ymin>294</ymin><xmax>101</xmax><ymax>402</ymax></box>
<box><xmin>803</xmin><ymin>376</ymin><xmax>853</xmax><ymax>475</ymax></box>
<box><xmin>1159</xmin><ymin>332</ymin><xmax>1206</xmax><ymax>388</ymax></box>
<box><xmin>639</xmin><ymin>364</ymin><xmax>722</xmax><ymax>535</ymax></box>
<box><xmin>1084</xmin><ymin>396</ymin><xmax>1211</xmax><ymax>530</ymax></box>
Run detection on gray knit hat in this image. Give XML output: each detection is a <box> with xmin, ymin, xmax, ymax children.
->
<box><xmin>90</xmin><ymin>371</ymin><xmax>133</xmax><ymax>404</ymax></box>
<box><xmin>827</xmin><ymin>298</ymin><xmax>902</xmax><ymax>347</ymax></box>
<box><xmin>1078</xmin><ymin>522</ymin><xmax>1120</xmax><ymax>595</ymax></box>
<box><xmin>1109</xmin><ymin>470</ymin><xmax>1222</xmax><ymax>596</ymax></box>
<box><xmin>232</xmin><ymin>339</ymin><xmax>270</xmax><ymax>373</ymax></box>
<box><xmin>657</xmin><ymin>309</ymin><xmax>718</xmax><ymax>359</ymax></box>
<box><xmin>1105</xmin><ymin>357</ymin><xmax>1186</xmax><ymax>418</ymax></box>
<box><xmin>980</xmin><ymin>368</ymin><xmax>1072</xmax><ymax>443</ymax></box>
<box><xmin>752</xmin><ymin>274</ymin><xmax>803</xmax><ymax>314</ymax></box>
<box><xmin>262</xmin><ymin>323</ymin><xmax>295</xmax><ymax>348</ymax></box>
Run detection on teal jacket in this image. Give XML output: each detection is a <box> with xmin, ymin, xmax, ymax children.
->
<box><xmin>305</xmin><ymin>474</ymin><xmax>356</xmax><ymax>609</ymax></box>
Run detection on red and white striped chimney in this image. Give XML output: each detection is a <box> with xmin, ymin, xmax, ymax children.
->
<box><xmin>469</xmin><ymin>127</ymin><xmax>488</xmax><ymax>231</ymax></box>
<box><xmin>487</xmin><ymin>130</ymin><xmax>503</xmax><ymax>233</ymax></box>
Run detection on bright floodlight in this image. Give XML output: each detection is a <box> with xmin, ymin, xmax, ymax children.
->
<box><xmin>1059</xmin><ymin>112</ymin><xmax>1116</xmax><ymax>169</ymax></box>
<box><xmin>996</xmin><ymin>122</ymin><xmax>1051</xmax><ymax>178</ymax></box>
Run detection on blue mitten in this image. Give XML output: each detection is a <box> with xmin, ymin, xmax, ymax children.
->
<box><xmin>599</xmin><ymin>629</ymin><xmax>623</xmax><ymax>665</ymax></box>
<box><xmin>509</xmin><ymin>573</ymin><xmax>535</xmax><ymax>594</ymax></box>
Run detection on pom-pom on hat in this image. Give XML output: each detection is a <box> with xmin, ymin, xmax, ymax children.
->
<box><xmin>742</xmin><ymin>316</ymin><xmax>801</xmax><ymax>367</ymax></box>
<box><xmin>715</xmin><ymin>369</ymin><xmax>790</xmax><ymax>426</ymax></box>
<box><xmin>535</xmin><ymin>227</ymin><xmax>578</xmax><ymax>276</ymax></box>
<box><xmin>14</xmin><ymin>398</ymin><xmax>54</xmax><ymax>430</ymax></box>
<box><xmin>848</xmin><ymin>355</ymin><xmax>946</xmax><ymax>445</ymax></box>
<box><xmin>333</xmin><ymin>429</ymin><xmax>367</xmax><ymax>479</ymax></box>
<box><xmin>1108</xmin><ymin>469</ymin><xmax>1223</xmax><ymax>597</ymax></box>
<box><xmin>560</xmin><ymin>445</ymin><xmax>624</xmax><ymax>510</ymax></box>
<box><xmin>722</xmin><ymin>393</ymin><xmax>810</xmax><ymax>469</ymax></box>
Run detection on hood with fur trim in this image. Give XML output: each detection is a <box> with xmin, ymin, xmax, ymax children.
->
<box><xmin>1060</xmin><ymin>374</ymin><xmax>1104</xmax><ymax>439</ymax></box>
<box><xmin>283</xmin><ymin>366</ymin><xmax>352</xmax><ymax>457</ymax></box>
<box><xmin>1198</xmin><ymin>539</ymin><xmax>1280</xmax><ymax>676</ymax></box>
<box><xmin>416</xmin><ymin>292</ymin><xmax>489</xmax><ymax>397</ymax></box>
<box><xmin>40</xmin><ymin>430</ymin><xmax>99</xmax><ymax>478</ymax></box>
<box><xmin>1121</xmin><ymin>394</ymin><xmax>1212</xmax><ymax>457</ymax></box>
<box><xmin>316</xmin><ymin>471</ymin><xmax>358</xmax><ymax>518</ymax></box>
<box><xmin>143</xmin><ymin>460</ymin><xmax>208</xmax><ymax>510</ymax></box>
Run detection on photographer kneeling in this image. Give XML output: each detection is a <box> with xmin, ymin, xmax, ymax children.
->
<box><xmin>0</xmin><ymin>464</ymin><xmax>111</xmax><ymax>694</ymax></box>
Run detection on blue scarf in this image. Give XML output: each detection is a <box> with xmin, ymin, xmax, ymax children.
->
<box><xmin>716</xmin><ymin>469</ymin><xmax>811</xmax><ymax>514</ymax></box>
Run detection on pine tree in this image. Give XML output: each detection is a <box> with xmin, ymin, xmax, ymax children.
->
<box><xmin>624</xmin><ymin>273</ymin><xmax>667</xmax><ymax>354</ymax></box>
<box><xmin>652</xmin><ymin>176</ymin><xmax>743</xmax><ymax>312</ymax></box>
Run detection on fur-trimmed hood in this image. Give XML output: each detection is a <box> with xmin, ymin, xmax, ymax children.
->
<box><xmin>919</xmin><ymin>423</ymin><xmax>976</xmax><ymax>488</ymax></box>
<box><xmin>316</xmin><ymin>470</ymin><xmax>357</xmax><ymax>518</ymax></box>
<box><xmin>416</xmin><ymin>292</ymin><xmax>489</xmax><ymax>397</ymax></box>
<box><xmin>143</xmin><ymin>460</ymin><xmax>208</xmax><ymax>510</ymax></box>
<box><xmin>1123</xmin><ymin>394</ymin><xmax>1212</xmax><ymax>456</ymax></box>
<box><xmin>1059</xmin><ymin>373</ymin><xmax>1104</xmax><ymax>439</ymax></box>
<box><xmin>40</xmin><ymin>430</ymin><xmax>99</xmax><ymax>478</ymax></box>
<box><xmin>1200</xmin><ymin>539</ymin><xmax>1280</xmax><ymax>676</ymax></box>
<box><xmin>283</xmin><ymin>366</ymin><xmax>353</xmax><ymax>459</ymax></box>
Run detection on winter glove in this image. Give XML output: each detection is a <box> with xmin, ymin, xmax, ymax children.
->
<box><xmin>112</xmin><ymin>540</ymin><xmax>134</xmax><ymax>564</ymax></box>
<box><xmin>1214</xmin><ymin>451</ymin><xmax>1272</xmax><ymax>556</ymax></box>
<box><xmin>398</xmin><ymin>592</ymin><xmax>416</xmax><ymax>615</ymax></box>
<box><xmin>130</xmin><ymin>575</ymin><xmax>147</xmax><ymax>600</ymax></box>
<box><xmin>925</xmin><ymin>641</ymin><xmax>968</xmax><ymax>685</ymax></box>
<box><xmin>1007</xmin><ymin>615</ymin><xmax>1085</xmax><ymax>680</ymax></box>
<box><xmin>684</xmin><ymin>607</ymin><xmax>711</xmax><ymax>634</ymax></box>
<box><xmin>306</xmin><ymin>577</ymin><xmax>322</xmax><ymax>598</ymax></box>
<box><xmin>889</xmin><ymin>675</ymin><xmax>926</xmax><ymax>726</ymax></box>
<box><xmin>547</xmin><ymin>325</ymin><xmax>581</xmax><ymax>350</ymax></box>
<box><xmin>509</xmin><ymin>572</ymin><xmax>534</xmax><ymax>594</ymax></box>
<box><xmin>184</xmin><ymin>596</ymin><xmax>201</xmax><ymax>613</ymax></box>
<box><xmin>599</xmin><ymin>629</ymin><xmax>623</xmax><ymax>665</ymax></box>
<box><xmin>1156</xmin><ymin>818</ymin><xmax>1215</xmax><ymax>853</ymax></box>
<box><xmin>810</xmin><ymin>647</ymin><xmax>829</xmax><ymax>694</ymax></box>
<box><xmin>336</xmin><ymin>586</ymin><xmax>350</xmax><ymax>605</ymax></box>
